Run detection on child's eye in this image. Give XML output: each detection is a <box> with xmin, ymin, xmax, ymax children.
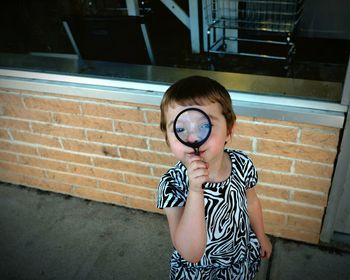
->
<box><xmin>200</xmin><ymin>123</ymin><xmax>211</xmax><ymax>130</ymax></box>
<box><xmin>175</xmin><ymin>127</ymin><xmax>185</xmax><ymax>134</ymax></box>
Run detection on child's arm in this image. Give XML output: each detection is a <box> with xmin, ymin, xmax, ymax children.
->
<box><xmin>246</xmin><ymin>188</ymin><xmax>272</xmax><ymax>259</ymax></box>
<box><xmin>164</xmin><ymin>156</ymin><xmax>208</xmax><ymax>263</ymax></box>
<box><xmin>165</xmin><ymin>191</ymin><xmax>206</xmax><ymax>263</ymax></box>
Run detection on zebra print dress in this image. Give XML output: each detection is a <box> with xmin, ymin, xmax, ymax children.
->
<box><xmin>157</xmin><ymin>149</ymin><xmax>261</xmax><ymax>280</ymax></box>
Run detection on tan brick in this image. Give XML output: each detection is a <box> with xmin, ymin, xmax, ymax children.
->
<box><xmin>253</xmin><ymin>118</ymin><xmax>300</xmax><ymax>127</ymax></box>
<box><xmin>262</xmin><ymin>210</ymin><xmax>286</xmax><ymax>225</ymax></box>
<box><xmin>264</xmin><ymin>224</ymin><xmax>319</xmax><ymax>244</ymax></box>
<box><xmin>119</xmin><ymin>148</ymin><xmax>176</xmax><ymax>166</ymax></box>
<box><xmin>24</xmin><ymin>97</ymin><xmax>81</xmax><ymax>114</ymax></box>
<box><xmin>2</xmin><ymin>106</ymin><xmax>51</xmax><ymax>122</ymax></box>
<box><xmin>87</xmin><ymin>131</ymin><xmax>147</xmax><ymax>149</ymax></box>
<box><xmin>253</xmin><ymin>117</ymin><xmax>339</xmax><ymax>131</ymax></box>
<box><xmin>153</xmin><ymin>166</ymin><xmax>171</xmax><ymax>178</ymax></box>
<box><xmin>0</xmin><ymin>118</ymin><xmax>30</xmax><ymax>131</ymax></box>
<box><xmin>11</xmin><ymin>131</ymin><xmax>61</xmax><ymax>148</ymax></box>
<box><xmin>0</xmin><ymin>93</ymin><xmax>24</xmax><ymax>107</ymax></box>
<box><xmin>126</xmin><ymin>196</ymin><xmax>158</xmax><ymax>213</ymax></box>
<box><xmin>145</xmin><ymin>110</ymin><xmax>160</xmax><ymax>124</ymax></box>
<box><xmin>18</xmin><ymin>155</ymin><xmax>68</xmax><ymax>172</ymax></box>
<box><xmin>257</xmin><ymin>139</ymin><xmax>337</xmax><ymax>164</ymax></box>
<box><xmin>149</xmin><ymin>139</ymin><xmax>171</xmax><ymax>153</ymax></box>
<box><xmin>260</xmin><ymin>198</ymin><xmax>324</xmax><ymax>219</ymax></box>
<box><xmin>46</xmin><ymin>170</ymin><xmax>97</xmax><ymax>188</ymax></box>
<box><xmin>38</xmin><ymin>148</ymin><xmax>92</xmax><ymax>165</ymax></box>
<box><xmin>73</xmin><ymin>186</ymin><xmax>158</xmax><ymax>213</ymax></box>
<box><xmin>259</xmin><ymin>171</ymin><xmax>331</xmax><ymax>193</ymax></box>
<box><xmin>94</xmin><ymin>157</ymin><xmax>151</xmax><ymax>175</ymax></box>
<box><xmin>0</xmin><ymin>140</ymin><xmax>38</xmax><ymax>155</ymax></box>
<box><xmin>73</xmin><ymin>185</ymin><xmax>126</xmax><ymax>205</ymax></box>
<box><xmin>293</xmin><ymin>122</ymin><xmax>340</xmax><ymax>131</ymax></box>
<box><xmin>116</xmin><ymin>121</ymin><xmax>163</xmax><ymax>139</ymax></box>
<box><xmin>251</xmin><ymin>154</ymin><xmax>292</xmax><ymax>172</ymax></box>
<box><xmin>292</xmin><ymin>191</ymin><xmax>328</xmax><ymax>207</ymax></box>
<box><xmin>62</xmin><ymin>139</ymin><xmax>117</xmax><ymax>157</ymax></box>
<box><xmin>0</xmin><ymin>170</ymin><xmax>26</xmax><ymax>185</ymax></box>
<box><xmin>301</xmin><ymin>129</ymin><xmax>340</xmax><ymax>149</ymax></box>
<box><xmin>52</xmin><ymin>113</ymin><xmax>113</xmax><ymax>131</ymax></box>
<box><xmin>237</xmin><ymin>115</ymin><xmax>255</xmax><ymax>122</ymax></box>
<box><xmin>22</xmin><ymin>176</ymin><xmax>73</xmax><ymax>195</ymax></box>
<box><xmin>294</xmin><ymin>161</ymin><xmax>334</xmax><ymax>178</ymax></box>
<box><xmin>67</xmin><ymin>164</ymin><xmax>123</xmax><ymax>182</ymax></box>
<box><xmin>0</xmin><ymin>129</ymin><xmax>10</xmax><ymax>139</ymax></box>
<box><xmin>255</xmin><ymin>184</ymin><xmax>290</xmax><ymax>200</ymax></box>
<box><xmin>83</xmin><ymin>104</ymin><xmax>144</xmax><ymax>122</ymax></box>
<box><xmin>124</xmin><ymin>173</ymin><xmax>159</xmax><ymax>189</ymax></box>
<box><xmin>0</xmin><ymin>151</ymin><xmax>17</xmax><ymax>162</ymax></box>
<box><xmin>287</xmin><ymin>216</ymin><xmax>322</xmax><ymax>233</ymax></box>
<box><xmin>0</xmin><ymin>161</ymin><xmax>45</xmax><ymax>177</ymax></box>
<box><xmin>235</xmin><ymin>122</ymin><xmax>298</xmax><ymax>142</ymax></box>
<box><xmin>98</xmin><ymin>181</ymin><xmax>154</xmax><ymax>199</ymax></box>
<box><xmin>227</xmin><ymin>135</ymin><xmax>252</xmax><ymax>152</ymax></box>
<box><xmin>32</xmin><ymin>123</ymin><xmax>86</xmax><ymax>140</ymax></box>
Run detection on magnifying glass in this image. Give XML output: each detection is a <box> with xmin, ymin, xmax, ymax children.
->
<box><xmin>173</xmin><ymin>108</ymin><xmax>212</xmax><ymax>155</ymax></box>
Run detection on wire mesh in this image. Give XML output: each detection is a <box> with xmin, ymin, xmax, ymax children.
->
<box><xmin>204</xmin><ymin>0</ymin><xmax>304</xmax><ymax>33</ymax></box>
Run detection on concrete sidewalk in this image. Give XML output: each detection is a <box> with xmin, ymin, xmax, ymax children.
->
<box><xmin>1</xmin><ymin>182</ymin><xmax>350</xmax><ymax>280</ymax></box>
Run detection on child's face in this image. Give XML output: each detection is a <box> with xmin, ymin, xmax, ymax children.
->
<box><xmin>165</xmin><ymin>101</ymin><xmax>232</xmax><ymax>165</ymax></box>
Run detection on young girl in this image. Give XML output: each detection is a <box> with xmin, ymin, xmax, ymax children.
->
<box><xmin>157</xmin><ymin>76</ymin><xmax>272</xmax><ymax>279</ymax></box>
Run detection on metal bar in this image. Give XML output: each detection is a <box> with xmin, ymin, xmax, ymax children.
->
<box><xmin>160</xmin><ymin>0</ymin><xmax>200</xmax><ymax>54</ymax></box>
<box><xmin>125</xmin><ymin>0</ymin><xmax>139</xmax><ymax>16</ymax></box>
<box><xmin>202</xmin><ymin>0</ymin><xmax>209</xmax><ymax>52</ymax></box>
<box><xmin>189</xmin><ymin>0</ymin><xmax>200</xmax><ymax>53</ymax></box>
<box><xmin>125</xmin><ymin>0</ymin><xmax>155</xmax><ymax>65</ymax></box>
<box><xmin>140</xmin><ymin>24</ymin><xmax>156</xmax><ymax>65</ymax></box>
<box><xmin>62</xmin><ymin>21</ymin><xmax>81</xmax><ymax>59</ymax></box>
<box><xmin>160</xmin><ymin>0</ymin><xmax>190</xmax><ymax>28</ymax></box>
<box><xmin>237</xmin><ymin>37</ymin><xmax>291</xmax><ymax>45</ymax></box>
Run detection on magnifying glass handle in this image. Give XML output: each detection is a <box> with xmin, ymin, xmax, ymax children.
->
<box><xmin>193</xmin><ymin>148</ymin><xmax>206</xmax><ymax>188</ymax></box>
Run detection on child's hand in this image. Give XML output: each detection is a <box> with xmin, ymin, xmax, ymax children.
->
<box><xmin>260</xmin><ymin>235</ymin><xmax>272</xmax><ymax>259</ymax></box>
<box><xmin>187</xmin><ymin>156</ymin><xmax>209</xmax><ymax>193</ymax></box>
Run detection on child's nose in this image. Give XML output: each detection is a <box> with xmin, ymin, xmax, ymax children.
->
<box><xmin>187</xmin><ymin>133</ymin><xmax>199</xmax><ymax>144</ymax></box>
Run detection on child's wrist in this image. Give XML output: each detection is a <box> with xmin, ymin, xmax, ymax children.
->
<box><xmin>189</xmin><ymin>187</ymin><xmax>204</xmax><ymax>195</ymax></box>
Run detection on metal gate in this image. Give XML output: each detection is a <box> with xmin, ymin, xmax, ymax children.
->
<box><xmin>203</xmin><ymin>0</ymin><xmax>304</xmax><ymax>60</ymax></box>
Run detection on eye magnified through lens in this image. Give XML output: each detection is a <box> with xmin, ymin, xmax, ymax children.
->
<box><xmin>173</xmin><ymin>108</ymin><xmax>212</xmax><ymax>155</ymax></box>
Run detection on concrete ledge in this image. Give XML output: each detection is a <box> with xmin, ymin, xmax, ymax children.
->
<box><xmin>0</xmin><ymin>68</ymin><xmax>346</xmax><ymax>128</ymax></box>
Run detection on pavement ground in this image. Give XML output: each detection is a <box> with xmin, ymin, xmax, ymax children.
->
<box><xmin>1</xmin><ymin>182</ymin><xmax>350</xmax><ymax>280</ymax></box>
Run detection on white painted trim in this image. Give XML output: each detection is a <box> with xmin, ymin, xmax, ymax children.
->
<box><xmin>0</xmin><ymin>69</ymin><xmax>346</xmax><ymax>128</ymax></box>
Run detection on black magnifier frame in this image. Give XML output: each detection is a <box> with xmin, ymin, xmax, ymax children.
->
<box><xmin>173</xmin><ymin>107</ymin><xmax>212</xmax><ymax>155</ymax></box>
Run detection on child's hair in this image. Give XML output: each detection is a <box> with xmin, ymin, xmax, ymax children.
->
<box><xmin>160</xmin><ymin>76</ymin><xmax>236</xmax><ymax>143</ymax></box>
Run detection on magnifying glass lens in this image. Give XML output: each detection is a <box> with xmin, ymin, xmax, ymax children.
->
<box><xmin>173</xmin><ymin>108</ymin><xmax>212</xmax><ymax>154</ymax></box>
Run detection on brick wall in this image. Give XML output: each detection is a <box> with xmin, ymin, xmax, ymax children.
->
<box><xmin>0</xmin><ymin>88</ymin><xmax>340</xmax><ymax>244</ymax></box>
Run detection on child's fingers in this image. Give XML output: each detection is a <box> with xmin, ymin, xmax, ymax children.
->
<box><xmin>188</xmin><ymin>157</ymin><xmax>207</xmax><ymax>171</ymax></box>
<box><xmin>260</xmin><ymin>247</ymin><xmax>271</xmax><ymax>259</ymax></box>
<box><xmin>188</xmin><ymin>158</ymin><xmax>209</xmax><ymax>190</ymax></box>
